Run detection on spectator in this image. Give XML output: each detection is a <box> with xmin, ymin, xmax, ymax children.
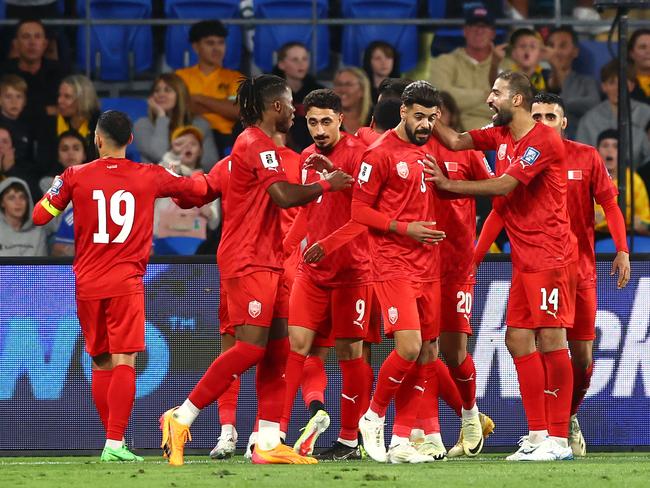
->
<box><xmin>0</xmin><ymin>126</ymin><xmax>38</xmax><ymax>196</ymax></box>
<box><xmin>0</xmin><ymin>75</ymin><xmax>36</xmax><ymax>165</ymax></box>
<box><xmin>176</xmin><ymin>20</ymin><xmax>242</xmax><ymax>156</ymax></box>
<box><xmin>629</xmin><ymin>28</ymin><xmax>650</xmax><ymax>105</ymax></box>
<box><xmin>1</xmin><ymin>18</ymin><xmax>67</xmax><ymax>120</ymax></box>
<box><xmin>154</xmin><ymin>126</ymin><xmax>219</xmax><ymax>255</ymax></box>
<box><xmin>333</xmin><ymin>67</ymin><xmax>371</xmax><ymax>135</ymax></box>
<box><xmin>594</xmin><ymin>129</ymin><xmax>650</xmax><ymax>236</ymax></box>
<box><xmin>134</xmin><ymin>73</ymin><xmax>218</xmax><ymax>170</ymax></box>
<box><xmin>0</xmin><ymin>177</ymin><xmax>53</xmax><ymax>256</ymax></box>
<box><xmin>272</xmin><ymin>42</ymin><xmax>324</xmax><ymax>152</ymax></box>
<box><xmin>429</xmin><ymin>3</ymin><xmax>497</xmax><ymax>131</ymax></box>
<box><xmin>39</xmin><ymin>130</ymin><xmax>87</xmax><ymax>195</ymax></box>
<box><xmin>376</xmin><ymin>77</ymin><xmax>413</xmax><ymax>102</ymax></box>
<box><xmin>438</xmin><ymin>91</ymin><xmax>463</xmax><ymax>132</ymax></box>
<box><xmin>363</xmin><ymin>41</ymin><xmax>400</xmax><ymax>104</ymax></box>
<box><xmin>543</xmin><ymin>26</ymin><xmax>601</xmax><ymax>140</ymax></box>
<box><xmin>499</xmin><ymin>28</ymin><xmax>546</xmax><ymax>91</ymax></box>
<box><xmin>576</xmin><ymin>59</ymin><xmax>650</xmax><ymax>164</ymax></box>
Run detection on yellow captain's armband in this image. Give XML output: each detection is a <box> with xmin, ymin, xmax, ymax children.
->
<box><xmin>41</xmin><ymin>199</ymin><xmax>62</xmax><ymax>217</ymax></box>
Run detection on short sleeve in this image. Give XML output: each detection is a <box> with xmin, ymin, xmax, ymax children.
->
<box><xmin>505</xmin><ymin>140</ymin><xmax>560</xmax><ymax>186</ymax></box>
<box><xmin>469</xmin><ymin>151</ymin><xmax>495</xmax><ymax>180</ymax></box>
<box><xmin>468</xmin><ymin>126</ymin><xmax>500</xmax><ymax>151</ymax></box>
<box><xmin>249</xmin><ymin>139</ymin><xmax>288</xmax><ymax>190</ymax></box>
<box><xmin>353</xmin><ymin>149</ymin><xmax>389</xmax><ymax>206</ymax></box>
<box><xmin>44</xmin><ymin>167</ymin><xmax>74</xmax><ymax>214</ymax></box>
<box><xmin>591</xmin><ymin>150</ymin><xmax>618</xmax><ymax>204</ymax></box>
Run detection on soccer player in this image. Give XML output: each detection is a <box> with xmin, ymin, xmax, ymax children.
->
<box><xmin>426</xmin><ymin>71</ymin><xmax>578</xmax><ymax>461</ymax></box>
<box><xmin>159</xmin><ymin>74</ymin><xmax>353</xmax><ymax>466</ymax></box>
<box><xmin>279</xmin><ymin>88</ymin><xmax>371</xmax><ymax>460</ymax></box>
<box><xmin>352</xmin><ymin>81</ymin><xmax>447</xmax><ymax>464</ymax></box>
<box><xmin>474</xmin><ymin>92</ymin><xmax>630</xmax><ymax>456</ymax></box>
<box><xmin>31</xmin><ymin>110</ymin><xmax>212</xmax><ymax>462</ymax></box>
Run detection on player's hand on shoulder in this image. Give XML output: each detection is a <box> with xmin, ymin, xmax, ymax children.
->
<box><xmin>405</xmin><ymin>221</ymin><xmax>446</xmax><ymax>245</ymax></box>
<box><xmin>422</xmin><ymin>154</ymin><xmax>449</xmax><ymax>189</ymax></box>
<box><xmin>324</xmin><ymin>169</ymin><xmax>354</xmax><ymax>191</ymax></box>
<box><xmin>303</xmin><ymin>242</ymin><xmax>326</xmax><ymax>264</ymax></box>
<box><xmin>304</xmin><ymin>153</ymin><xmax>335</xmax><ymax>173</ymax></box>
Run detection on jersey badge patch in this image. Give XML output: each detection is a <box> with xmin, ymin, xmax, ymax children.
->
<box><xmin>248</xmin><ymin>300</ymin><xmax>262</xmax><ymax>318</ymax></box>
<box><xmin>396</xmin><ymin>161</ymin><xmax>409</xmax><ymax>179</ymax></box>
<box><xmin>260</xmin><ymin>150</ymin><xmax>279</xmax><ymax>171</ymax></box>
<box><xmin>497</xmin><ymin>143</ymin><xmax>507</xmax><ymax>160</ymax></box>
<box><xmin>568</xmin><ymin>170</ymin><xmax>583</xmax><ymax>180</ymax></box>
<box><xmin>444</xmin><ymin>161</ymin><xmax>458</xmax><ymax>172</ymax></box>
<box><xmin>387</xmin><ymin>306</ymin><xmax>398</xmax><ymax>325</ymax></box>
<box><xmin>48</xmin><ymin>176</ymin><xmax>63</xmax><ymax>196</ymax></box>
<box><xmin>358</xmin><ymin>162</ymin><xmax>372</xmax><ymax>185</ymax></box>
<box><xmin>521</xmin><ymin>146</ymin><xmax>540</xmax><ymax>166</ymax></box>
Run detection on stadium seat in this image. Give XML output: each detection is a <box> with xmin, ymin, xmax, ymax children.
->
<box><xmin>164</xmin><ymin>0</ymin><xmax>242</xmax><ymax>71</ymax></box>
<box><xmin>253</xmin><ymin>0</ymin><xmax>329</xmax><ymax>73</ymax></box>
<box><xmin>574</xmin><ymin>41</ymin><xmax>616</xmax><ymax>82</ymax></box>
<box><xmin>77</xmin><ymin>0</ymin><xmax>153</xmax><ymax>81</ymax></box>
<box><xmin>428</xmin><ymin>0</ymin><xmax>446</xmax><ymax>18</ymax></box>
<box><xmin>101</xmin><ymin>97</ymin><xmax>148</xmax><ymax>161</ymax></box>
<box><xmin>341</xmin><ymin>0</ymin><xmax>418</xmax><ymax>72</ymax></box>
<box><xmin>501</xmin><ymin>241</ymin><xmax>511</xmax><ymax>253</ymax></box>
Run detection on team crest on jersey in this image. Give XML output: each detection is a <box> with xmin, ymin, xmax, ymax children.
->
<box><xmin>48</xmin><ymin>176</ymin><xmax>63</xmax><ymax>196</ymax></box>
<box><xmin>248</xmin><ymin>300</ymin><xmax>262</xmax><ymax>318</ymax></box>
<box><xmin>568</xmin><ymin>170</ymin><xmax>583</xmax><ymax>180</ymax></box>
<box><xmin>444</xmin><ymin>161</ymin><xmax>458</xmax><ymax>172</ymax></box>
<box><xmin>497</xmin><ymin>143</ymin><xmax>507</xmax><ymax>160</ymax></box>
<box><xmin>358</xmin><ymin>162</ymin><xmax>372</xmax><ymax>185</ymax></box>
<box><xmin>521</xmin><ymin>146</ymin><xmax>540</xmax><ymax>166</ymax></box>
<box><xmin>396</xmin><ymin>161</ymin><xmax>409</xmax><ymax>179</ymax></box>
<box><xmin>387</xmin><ymin>306</ymin><xmax>398</xmax><ymax>325</ymax></box>
<box><xmin>260</xmin><ymin>150</ymin><xmax>279</xmax><ymax>171</ymax></box>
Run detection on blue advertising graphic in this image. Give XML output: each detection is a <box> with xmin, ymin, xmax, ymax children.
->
<box><xmin>1</xmin><ymin>258</ymin><xmax>649</xmax><ymax>451</ymax></box>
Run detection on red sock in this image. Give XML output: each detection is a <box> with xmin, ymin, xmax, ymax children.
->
<box><xmin>91</xmin><ymin>369</ymin><xmax>112</xmax><ymax>433</ymax></box>
<box><xmin>513</xmin><ymin>351</ymin><xmax>547</xmax><ymax>431</ymax></box>
<box><xmin>301</xmin><ymin>355</ymin><xmax>327</xmax><ymax>405</ymax></box>
<box><xmin>338</xmin><ymin>358</ymin><xmax>367</xmax><ymax>442</ymax></box>
<box><xmin>571</xmin><ymin>362</ymin><xmax>593</xmax><ymax>416</ymax></box>
<box><xmin>369</xmin><ymin>350</ymin><xmax>415</xmax><ymax>418</ymax></box>
<box><xmin>393</xmin><ymin>363</ymin><xmax>427</xmax><ymax>437</ymax></box>
<box><xmin>542</xmin><ymin>349</ymin><xmax>573</xmax><ymax>438</ymax></box>
<box><xmin>218</xmin><ymin>376</ymin><xmax>240</xmax><ymax>426</ymax></box>
<box><xmin>280</xmin><ymin>350</ymin><xmax>307</xmax><ymax>434</ymax></box>
<box><xmin>434</xmin><ymin>359</ymin><xmax>462</xmax><ymax>417</ymax></box>
<box><xmin>448</xmin><ymin>354</ymin><xmax>477</xmax><ymax>411</ymax></box>
<box><xmin>106</xmin><ymin>365</ymin><xmax>135</xmax><ymax>441</ymax></box>
<box><xmin>189</xmin><ymin>341</ymin><xmax>265</xmax><ymax>409</ymax></box>
<box><xmin>358</xmin><ymin>360</ymin><xmax>374</xmax><ymax>415</ymax></box>
<box><xmin>417</xmin><ymin>362</ymin><xmax>440</xmax><ymax>434</ymax></box>
<box><xmin>257</xmin><ymin>337</ymin><xmax>289</xmax><ymax>424</ymax></box>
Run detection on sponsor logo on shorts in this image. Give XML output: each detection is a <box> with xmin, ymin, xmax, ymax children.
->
<box><xmin>388</xmin><ymin>306</ymin><xmax>398</xmax><ymax>325</ymax></box>
<box><xmin>248</xmin><ymin>300</ymin><xmax>262</xmax><ymax>318</ymax></box>
<box><xmin>396</xmin><ymin>161</ymin><xmax>409</xmax><ymax>179</ymax></box>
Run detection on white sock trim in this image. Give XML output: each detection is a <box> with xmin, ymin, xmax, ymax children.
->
<box><xmin>550</xmin><ymin>436</ymin><xmax>568</xmax><ymax>448</ymax></box>
<box><xmin>529</xmin><ymin>430</ymin><xmax>549</xmax><ymax>444</ymax></box>
<box><xmin>257</xmin><ymin>420</ymin><xmax>281</xmax><ymax>450</ymax></box>
<box><xmin>389</xmin><ymin>434</ymin><xmax>409</xmax><ymax>448</ymax></box>
<box><xmin>173</xmin><ymin>399</ymin><xmax>200</xmax><ymax>426</ymax></box>
<box><xmin>461</xmin><ymin>404</ymin><xmax>479</xmax><ymax>420</ymax></box>
<box><xmin>105</xmin><ymin>439</ymin><xmax>123</xmax><ymax>450</ymax></box>
<box><xmin>337</xmin><ymin>437</ymin><xmax>358</xmax><ymax>448</ymax></box>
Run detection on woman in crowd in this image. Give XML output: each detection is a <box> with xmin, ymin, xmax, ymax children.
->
<box><xmin>39</xmin><ymin>130</ymin><xmax>87</xmax><ymax>196</ymax></box>
<box><xmin>363</xmin><ymin>41</ymin><xmax>400</xmax><ymax>103</ymax></box>
<box><xmin>134</xmin><ymin>73</ymin><xmax>218</xmax><ymax>170</ymax></box>
<box><xmin>333</xmin><ymin>67</ymin><xmax>372</xmax><ymax>135</ymax></box>
<box><xmin>629</xmin><ymin>28</ymin><xmax>650</xmax><ymax>105</ymax></box>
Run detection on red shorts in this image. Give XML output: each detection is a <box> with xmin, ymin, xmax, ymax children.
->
<box><xmin>440</xmin><ymin>282</ymin><xmax>474</xmax><ymax>335</ymax></box>
<box><xmin>506</xmin><ymin>263</ymin><xmax>577</xmax><ymax>329</ymax></box>
<box><xmin>289</xmin><ymin>274</ymin><xmax>373</xmax><ymax>343</ymax></box>
<box><xmin>567</xmin><ymin>286</ymin><xmax>597</xmax><ymax>341</ymax></box>
<box><xmin>76</xmin><ymin>294</ymin><xmax>145</xmax><ymax>357</ymax></box>
<box><xmin>222</xmin><ymin>271</ymin><xmax>289</xmax><ymax>327</ymax></box>
<box><xmin>219</xmin><ymin>286</ymin><xmax>236</xmax><ymax>336</ymax></box>
<box><xmin>373</xmin><ymin>279</ymin><xmax>440</xmax><ymax>341</ymax></box>
<box><xmin>365</xmin><ymin>295</ymin><xmax>383</xmax><ymax>344</ymax></box>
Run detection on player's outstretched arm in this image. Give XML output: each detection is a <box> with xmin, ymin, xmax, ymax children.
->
<box><xmin>473</xmin><ymin>210</ymin><xmax>505</xmax><ymax>267</ymax></box>
<box><xmin>424</xmin><ymin>157</ymin><xmax>518</xmax><ymax>196</ymax></box>
<box><xmin>283</xmin><ymin>207</ymin><xmax>308</xmax><ymax>256</ymax></box>
<box><xmin>432</xmin><ymin>121</ymin><xmax>475</xmax><ymax>152</ymax></box>
<box><xmin>303</xmin><ymin>219</ymin><xmax>367</xmax><ymax>264</ymax></box>
<box><xmin>267</xmin><ymin>169</ymin><xmax>353</xmax><ymax>209</ymax></box>
<box><xmin>173</xmin><ymin>172</ymin><xmax>222</xmax><ymax>209</ymax></box>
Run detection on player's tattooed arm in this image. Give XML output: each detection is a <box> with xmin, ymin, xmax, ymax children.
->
<box><xmin>432</xmin><ymin>121</ymin><xmax>475</xmax><ymax>151</ymax></box>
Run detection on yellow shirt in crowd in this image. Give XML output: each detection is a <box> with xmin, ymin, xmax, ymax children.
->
<box><xmin>637</xmin><ymin>74</ymin><xmax>650</xmax><ymax>97</ymax></box>
<box><xmin>595</xmin><ymin>169</ymin><xmax>650</xmax><ymax>232</ymax></box>
<box><xmin>176</xmin><ymin>65</ymin><xmax>242</xmax><ymax>135</ymax></box>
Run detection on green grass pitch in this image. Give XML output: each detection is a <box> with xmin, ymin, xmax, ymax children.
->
<box><xmin>2</xmin><ymin>454</ymin><xmax>650</xmax><ymax>488</ymax></box>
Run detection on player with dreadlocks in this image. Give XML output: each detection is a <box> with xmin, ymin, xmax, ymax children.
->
<box><xmin>160</xmin><ymin>74</ymin><xmax>353</xmax><ymax>466</ymax></box>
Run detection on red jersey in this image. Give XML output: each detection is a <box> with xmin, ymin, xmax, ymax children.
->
<box><xmin>278</xmin><ymin>146</ymin><xmax>302</xmax><ymax>236</ymax></box>
<box><xmin>298</xmin><ymin>133</ymin><xmax>370</xmax><ymax>287</ymax></box>
<box><xmin>217</xmin><ymin>127</ymin><xmax>288</xmax><ymax>278</ymax></box>
<box><xmin>353</xmin><ymin>129</ymin><xmax>439</xmax><ymax>282</ymax></box>
<box><xmin>356</xmin><ymin>127</ymin><xmax>382</xmax><ymax>146</ymax></box>
<box><xmin>427</xmin><ymin>139</ymin><xmax>494</xmax><ymax>284</ymax></box>
<box><xmin>43</xmin><ymin>158</ymin><xmax>207</xmax><ymax>299</ymax></box>
<box><xmin>564</xmin><ymin>139</ymin><xmax>618</xmax><ymax>288</ymax></box>
<box><xmin>469</xmin><ymin>123</ymin><xmax>577</xmax><ymax>272</ymax></box>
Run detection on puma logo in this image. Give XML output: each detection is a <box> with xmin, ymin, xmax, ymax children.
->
<box><xmin>546</xmin><ymin>310</ymin><xmax>558</xmax><ymax>319</ymax></box>
<box><xmin>544</xmin><ymin>388</ymin><xmax>560</xmax><ymax>398</ymax></box>
<box><xmin>353</xmin><ymin>320</ymin><xmax>365</xmax><ymax>329</ymax></box>
<box><xmin>463</xmin><ymin>313</ymin><xmax>470</xmax><ymax>324</ymax></box>
<box><xmin>388</xmin><ymin>376</ymin><xmax>403</xmax><ymax>384</ymax></box>
<box><xmin>341</xmin><ymin>393</ymin><xmax>358</xmax><ymax>403</ymax></box>
<box><xmin>455</xmin><ymin>373</ymin><xmax>475</xmax><ymax>382</ymax></box>
<box><xmin>414</xmin><ymin>385</ymin><xmax>425</xmax><ymax>392</ymax></box>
